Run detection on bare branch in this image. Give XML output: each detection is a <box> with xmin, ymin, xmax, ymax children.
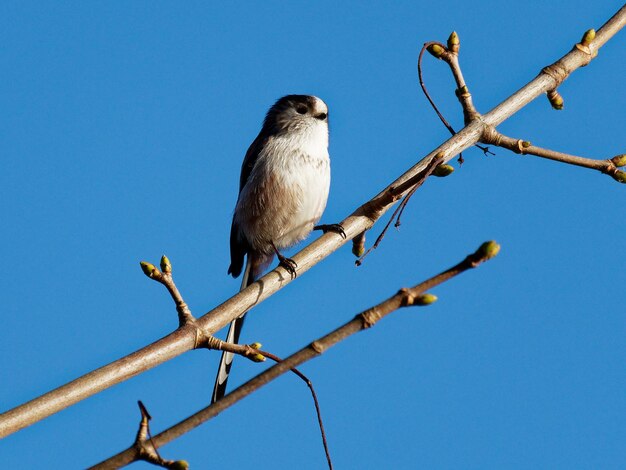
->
<box><xmin>481</xmin><ymin>128</ymin><xmax>626</xmax><ymax>183</ymax></box>
<box><xmin>90</xmin><ymin>241</ymin><xmax>501</xmax><ymax>469</ymax></box>
<box><xmin>2</xmin><ymin>5</ymin><xmax>624</xmax><ymax>438</ymax></box>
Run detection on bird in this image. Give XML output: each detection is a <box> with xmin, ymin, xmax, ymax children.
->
<box><xmin>212</xmin><ymin>94</ymin><xmax>337</xmax><ymax>403</ymax></box>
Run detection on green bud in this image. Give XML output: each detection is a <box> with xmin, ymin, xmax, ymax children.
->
<box><xmin>521</xmin><ymin>141</ymin><xmax>532</xmax><ymax>148</ymax></box>
<box><xmin>612</xmin><ymin>170</ymin><xmax>626</xmax><ymax>184</ymax></box>
<box><xmin>455</xmin><ymin>85</ymin><xmax>470</xmax><ymax>98</ymax></box>
<box><xmin>581</xmin><ymin>29</ymin><xmax>596</xmax><ymax>46</ymax></box>
<box><xmin>140</xmin><ymin>261</ymin><xmax>158</xmax><ymax>278</ymax></box>
<box><xmin>433</xmin><ymin>164</ymin><xmax>455</xmax><ymax>177</ymax></box>
<box><xmin>427</xmin><ymin>43</ymin><xmax>445</xmax><ymax>59</ymax></box>
<box><xmin>160</xmin><ymin>255</ymin><xmax>172</xmax><ymax>274</ymax></box>
<box><xmin>169</xmin><ymin>460</ymin><xmax>189</xmax><ymax>470</ymax></box>
<box><xmin>415</xmin><ymin>293</ymin><xmax>438</xmax><ymax>306</ymax></box>
<box><xmin>352</xmin><ymin>237</ymin><xmax>365</xmax><ymax>257</ymax></box>
<box><xmin>547</xmin><ymin>90</ymin><xmax>564</xmax><ymax>110</ymax></box>
<box><xmin>251</xmin><ymin>353</ymin><xmax>266</xmax><ymax>363</ymax></box>
<box><xmin>611</xmin><ymin>154</ymin><xmax>626</xmax><ymax>168</ymax></box>
<box><xmin>249</xmin><ymin>342</ymin><xmax>262</xmax><ymax>349</ymax></box>
<box><xmin>447</xmin><ymin>31</ymin><xmax>460</xmax><ymax>53</ymax></box>
<box><xmin>477</xmin><ymin>241</ymin><xmax>501</xmax><ymax>260</ymax></box>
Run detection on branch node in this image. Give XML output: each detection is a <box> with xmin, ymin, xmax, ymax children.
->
<box><xmin>202</xmin><ymin>334</ymin><xmax>223</xmax><ymax>350</ymax></box>
<box><xmin>574</xmin><ymin>42</ymin><xmax>592</xmax><ymax>56</ymax></box>
<box><xmin>133</xmin><ymin>401</ymin><xmax>188</xmax><ymax>469</ymax></box>
<box><xmin>310</xmin><ymin>340</ymin><xmax>325</xmax><ymax>355</ymax></box>
<box><xmin>398</xmin><ymin>287</ymin><xmax>416</xmax><ymax>306</ymax></box>
<box><xmin>482</xmin><ymin>126</ymin><xmax>497</xmax><ymax>145</ymax></box>
<box><xmin>360</xmin><ymin>308</ymin><xmax>382</xmax><ymax>328</ymax></box>
<box><xmin>541</xmin><ymin>63</ymin><xmax>569</xmax><ymax>86</ymax></box>
<box><xmin>512</xmin><ymin>139</ymin><xmax>534</xmax><ymax>154</ymax></box>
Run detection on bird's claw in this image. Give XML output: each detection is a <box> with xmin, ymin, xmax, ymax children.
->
<box><xmin>277</xmin><ymin>255</ymin><xmax>298</xmax><ymax>279</ymax></box>
<box><xmin>314</xmin><ymin>223</ymin><xmax>346</xmax><ymax>239</ymax></box>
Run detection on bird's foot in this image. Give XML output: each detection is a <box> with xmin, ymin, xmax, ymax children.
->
<box><xmin>277</xmin><ymin>253</ymin><xmax>298</xmax><ymax>279</ymax></box>
<box><xmin>314</xmin><ymin>223</ymin><xmax>346</xmax><ymax>239</ymax></box>
<box><xmin>271</xmin><ymin>241</ymin><xmax>298</xmax><ymax>279</ymax></box>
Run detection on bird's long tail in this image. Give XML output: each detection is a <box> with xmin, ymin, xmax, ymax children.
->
<box><xmin>211</xmin><ymin>259</ymin><xmax>254</xmax><ymax>403</ymax></box>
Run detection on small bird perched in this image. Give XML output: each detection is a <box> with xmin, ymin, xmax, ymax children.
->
<box><xmin>212</xmin><ymin>95</ymin><xmax>333</xmax><ymax>403</ymax></box>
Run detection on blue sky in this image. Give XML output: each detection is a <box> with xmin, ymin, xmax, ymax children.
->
<box><xmin>1</xmin><ymin>1</ymin><xmax>625</xmax><ymax>468</ymax></box>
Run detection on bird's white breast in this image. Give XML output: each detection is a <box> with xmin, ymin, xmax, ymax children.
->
<box><xmin>236</xmin><ymin>118</ymin><xmax>330</xmax><ymax>252</ymax></box>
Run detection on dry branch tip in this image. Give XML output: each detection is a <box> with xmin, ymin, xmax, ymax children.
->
<box><xmin>133</xmin><ymin>401</ymin><xmax>188</xmax><ymax>469</ymax></box>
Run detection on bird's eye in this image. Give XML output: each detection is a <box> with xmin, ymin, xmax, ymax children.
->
<box><xmin>316</xmin><ymin>112</ymin><xmax>327</xmax><ymax>120</ymax></box>
<box><xmin>296</xmin><ymin>106</ymin><xmax>307</xmax><ymax>115</ymax></box>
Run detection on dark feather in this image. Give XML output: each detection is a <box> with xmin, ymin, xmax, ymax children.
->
<box><xmin>227</xmin><ymin>220</ymin><xmax>246</xmax><ymax>277</ymax></box>
<box><xmin>228</xmin><ymin>131</ymin><xmax>268</xmax><ymax>277</ymax></box>
<box><xmin>211</xmin><ymin>314</ymin><xmax>246</xmax><ymax>403</ymax></box>
<box><xmin>212</xmin><ymin>262</ymin><xmax>255</xmax><ymax>403</ymax></box>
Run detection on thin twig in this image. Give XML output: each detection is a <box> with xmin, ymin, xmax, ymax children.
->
<box><xmin>355</xmin><ymin>153</ymin><xmax>444</xmax><ymax>265</ymax></box>
<box><xmin>418</xmin><ymin>41</ymin><xmax>492</xmax><ymax>158</ymax></box>
<box><xmin>140</xmin><ymin>256</ymin><xmax>196</xmax><ymax>327</ymax></box>
<box><xmin>481</xmin><ymin>127</ymin><xmax>626</xmax><ymax>183</ymax></box>
<box><xmin>90</xmin><ymin>241</ymin><xmax>501</xmax><ymax>469</ymax></box>
<box><xmin>419</xmin><ymin>42</ymin><xmax>458</xmax><ymax>135</ymax></box>
<box><xmin>256</xmin><ymin>350</ymin><xmax>333</xmax><ymax>470</ymax></box>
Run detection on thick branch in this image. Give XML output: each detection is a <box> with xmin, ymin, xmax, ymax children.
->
<box><xmin>2</xmin><ymin>6</ymin><xmax>624</xmax><ymax>438</ymax></box>
<box><xmin>90</xmin><ymin>241</ymin><xmax>500</xmax><ymax>469</ymax></box>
